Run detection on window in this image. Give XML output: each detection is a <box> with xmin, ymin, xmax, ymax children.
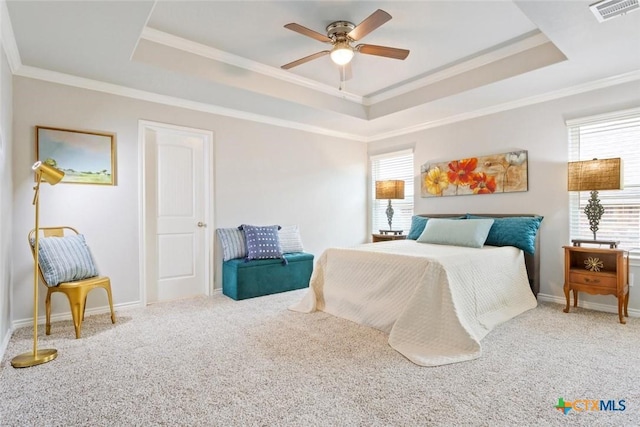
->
<box><xmin>370</xmin><ymin>149</ymin><xmax>414</xmax><ymax>234</ymax></box>
<box><xmin>567</xmin><ymin>108</ymin><xmax>640</xmax><ymax>254</ymax></box>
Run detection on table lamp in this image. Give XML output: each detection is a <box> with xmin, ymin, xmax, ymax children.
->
<box><xmin>567</xmin><ymin>157</ymin><xmax>622</xmax><ymax>241</ymax></box>
<box><xmin>375</xmin><ymin>180</ymin><xmax>405</xmax><ymax>232</ymax></box>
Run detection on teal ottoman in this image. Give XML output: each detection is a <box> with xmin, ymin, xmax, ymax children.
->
<box><xmin>222</xmin><ymin>252</ymin><xmax>314</xmax><ymax>300</ymax></box>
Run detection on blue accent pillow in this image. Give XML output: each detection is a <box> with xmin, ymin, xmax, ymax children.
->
<box><xmin>417</xmin><ymin>218</ymin><xmax>494</xmax><ymax>248</ymax></box>
<box><xmin>216</xmin><ymin>228</ymin><xmax>247</xmax><ymax>261</ymax></box>
<box><xmin>34</xmin><ymin>235</ymin><xmax>99</xmax><ymax>286</ymax></box>
<box><xmin>407</xmin><ymin>216</ymin><xmax>429</xmax><ymax>240</ymax></box>
<box><xmin>239</xmin><ymin>224</ymin><xmax>286</xmax><ymax>263</ymax></box>
<box><xmin>466</xmin><ymin>215</ymin><xmax>543</xmax><ymax>254</ymax></box>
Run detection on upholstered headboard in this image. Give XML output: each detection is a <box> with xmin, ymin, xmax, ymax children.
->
<box><xmin>417</xmin><ymin>214</ymin><xmax>540</xmax><ymax>296</ymax></box>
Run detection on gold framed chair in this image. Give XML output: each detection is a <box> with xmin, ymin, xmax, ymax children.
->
<box><xmin>29</xmin><ymin>226</ymin><xmax>116</xmax><ymax>338</ymax></box>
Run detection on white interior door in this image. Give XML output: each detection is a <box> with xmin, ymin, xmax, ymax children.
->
<box><xmin>142</xmin><ymin>122</ymin><xmax>212</xmax><ymax>303</ymax></box>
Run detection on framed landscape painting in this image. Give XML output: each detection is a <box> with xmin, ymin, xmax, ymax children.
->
<box><xmin>36</xmin><ymin>126</ymin><xmax>116</xmax><ymax>185</ymax></box>
<box><xmin>421</xmin><ymin>150</ymin><xmax>528</xmax><ymax>197</ymax></box>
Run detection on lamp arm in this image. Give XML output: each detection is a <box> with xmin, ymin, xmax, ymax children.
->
<box><xmin>32</xmin><ymin>178</ymin><xmax>41</xmax><ymax>206</ymax></box>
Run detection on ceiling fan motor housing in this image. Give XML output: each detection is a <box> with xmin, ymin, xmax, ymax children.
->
<box><xmin>326</xmin><ymin>21</ymin><xmax>356</xmax><ymax>41</ymax></box>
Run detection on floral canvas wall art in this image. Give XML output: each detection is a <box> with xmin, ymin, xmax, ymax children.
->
<box><xmin>421</xmin><ymin>150</ymin><xmax>528</xmax><ymax>197</ymax></box>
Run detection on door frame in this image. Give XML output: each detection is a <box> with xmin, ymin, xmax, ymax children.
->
<box><xmin>138</xmin><ymin>120</ymin><xmax>215</xmax><ymax>305</ymax></box>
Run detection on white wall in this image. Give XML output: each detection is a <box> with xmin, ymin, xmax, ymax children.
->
<box><xmin>10</xmin><ymin>74</ymin><xmax>639</xmax><ymax>327</ymax></box>
<box><xmin>0</xmin><ymin>37</ymin><xmax>13</xmax><ymax>351</ymax></box>
<box><xmin>369</xmin><ymin>80</ymin><xmax>640</xmax><ymax>312</ymax></box>
<box><xmin>12</xmin><ymin>77</ymin><xmax>367</xmax><ymax>324</ymax></box>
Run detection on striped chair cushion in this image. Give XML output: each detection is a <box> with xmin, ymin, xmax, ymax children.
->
<box><xmin>216</xmin><ymin>228</ymin><xmax>247</xmax><ymax>261</ymax></box>
<box><xmin>34</xmin><ymin>234</ymin><xmax>99</xmax><ymax>286</ymax></box>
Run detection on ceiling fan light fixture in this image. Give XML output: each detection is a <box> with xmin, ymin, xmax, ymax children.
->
<box><xmin>282</xmin><ymin>10</ymin><xmax>409</xmax><ymax>75</ymax></box>
<box><xmin>330</xmin><ymin>42</ymin><xmax>354</xmax><ymax>65</ymax></box>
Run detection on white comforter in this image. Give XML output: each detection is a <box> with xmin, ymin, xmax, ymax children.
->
<box><xmin>290</xmin><ymin>240</ymin><xmax>537</xmax><ymax>366</ymax></box>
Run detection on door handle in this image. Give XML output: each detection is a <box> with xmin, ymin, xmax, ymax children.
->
<box><xmin>197</xmin><ymin>222</ymin><xmax>207</xmax><ymax>228</ymax></box>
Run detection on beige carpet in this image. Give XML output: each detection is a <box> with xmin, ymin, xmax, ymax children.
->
<box><xmin>1</xmin><ymin>289</ymin><xmax>638</xmax><ymax>426</ymax></box>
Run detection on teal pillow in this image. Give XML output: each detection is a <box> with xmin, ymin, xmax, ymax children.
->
<box><xmin>407</xmin><ymin>216</ymin><xmax>429</xmax><ymax>240</ymax></box>
<box><xmin>466</xmin><ymin>215</ymin><xmax>543</xmax><ymax>254</ymax></box>
<box><xmin>417</xmin><ymin>218</ymin><xmax>494</xmax><ymax>248</ymax></box>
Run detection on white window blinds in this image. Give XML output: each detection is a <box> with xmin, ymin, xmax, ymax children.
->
<box><xmin>370</xmin><ymin>149</ymin><xmax>414</xmax><ymax>234</ymax></box>
<box><xmin>567</xmin><ymin>108</ymin><xmax>640</xmax><ymax>253</ymax></box>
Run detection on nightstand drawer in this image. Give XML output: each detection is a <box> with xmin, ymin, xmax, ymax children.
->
<box><xmin>569</xmin><ymin>271</ymin><xmax>616</xmax><ymax>289</ymax></box>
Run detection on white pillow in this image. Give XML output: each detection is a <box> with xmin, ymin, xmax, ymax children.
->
<box><xmin>417</xmin><ymin>218</ymin><xmax>494</xmax><ymax>249</ymax></box>
<box><xmin>278</xmin><ymin>225</ymin><xmax>304</xmax><ymax>253</ymax></box>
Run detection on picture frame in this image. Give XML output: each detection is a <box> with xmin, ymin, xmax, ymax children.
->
<box><xmin>420</xmin><ymin>150</ymin><xmax>528</xmax><ymax>197</ymax></box>
<box><xmin>36</xmin><ymin>126</ymin><xmax>117</xmax><ymax>185</ymax></box>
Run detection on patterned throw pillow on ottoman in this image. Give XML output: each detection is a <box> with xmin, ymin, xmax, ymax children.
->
<box><xmin>238</xmin><ymin>224</ymin><xmax>287</xmax><ymax>264</ymax></box>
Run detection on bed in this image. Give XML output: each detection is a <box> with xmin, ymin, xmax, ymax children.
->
<box><xmin>290</xmin><ymin>214</ymin><xmax>541</xmax><ymax>366</ymax></box>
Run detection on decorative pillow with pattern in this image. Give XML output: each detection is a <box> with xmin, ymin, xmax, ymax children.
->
<box><xmin>278</xmin><ymin>225</ymin><xmax>304</xmax><ymax>253</ymax></box>
<box><xmin>239</xmin><ymin>224</ymin><xmax>286</xmax><ymax>264</ymax></box>
<box><xmin>216</xmin><ymin>228</ymin><xmax>247</xmax><ymax>261</ymax></box>
<box><xmin>34</xmin><ymin>234</ymin><xmax>99</xmax><ymax>286</ymax></box>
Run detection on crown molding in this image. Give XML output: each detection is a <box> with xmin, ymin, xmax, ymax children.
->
<box><xmin>565</xmin><ymin>105</ymin><xmax>640</xmax><ymax>126</ymax></box>
<box><xmin>363</xmin><ymin>31</ymin><xmax>551</xmax><ymax>106</ymax></box>
<box><xmin>11</xmin><ymin>62</ymin><xmax>640</xmax><ymax>144</ymax></box>
<box><xmin>140</xmin><ymin>27</ymin><xmax>364</xmax><ymax>105</ymax></box>
<box><xmin>366</xmin><ymin>69</ymin><xmax>640</xmax><ymax>142</ymax></box>
<box><xmin>1</xmin><ymin>0</ymin><xmax>22</xmax><ymax>73</ymax></box>
<box><xmin>14</xmin><ymin>65</ymin><xmax>367</xmax><ymax>142</ymax></box>
<box><xmin>140</xmin><ymin>27</ymin><xmax>555</xmax><ymax>112</ymax></box>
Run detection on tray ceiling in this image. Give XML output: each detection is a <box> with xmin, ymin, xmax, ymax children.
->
<box><xmin>5</xmin><ymin>1</ymin><xmax>640</xmax><ymax>141</ymax></box>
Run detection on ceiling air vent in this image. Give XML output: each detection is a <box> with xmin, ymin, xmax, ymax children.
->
<box><xmin>589</xmin><ymin>0</ymin><xmax>639</xmax><ymax>22</ymax></box>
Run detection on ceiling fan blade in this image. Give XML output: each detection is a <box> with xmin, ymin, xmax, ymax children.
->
<box><xmin>284</xmin><ymin>23</ymin><xmax>332</xmax><ymax>43</ymax></box>
<box><xmin>357</xmin><ymin>44</ymin><xmax>409</xmax><ymax>60</ymax></box>
<box><xmin>339</xmin><ymin>63</ymin><xmax>353</xmax><ymax>82</ymax></box>
<box><xmin>281</xmin><ymin>50</ymin><xmax>330</xmax><ymax>70</ymax></box>
<box><xmin>347</xmin><ymin>9</ymin><xmax>392</xmax><ymax>41</ymax></box>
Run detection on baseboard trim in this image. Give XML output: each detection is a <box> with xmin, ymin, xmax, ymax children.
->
<box><xmin>0</xmin><ymin>326</ymin><xmax>13</xmax><ymax>363</ymax></box>
<box><xmin>10</xmin><ymin>300</ymin><xmax>143</xmax><ymax>331</ymax></box>
<box><xmin>537</xmin><ymin>293</ymin><xmax>639</xmax><ymax>318</ymax></box>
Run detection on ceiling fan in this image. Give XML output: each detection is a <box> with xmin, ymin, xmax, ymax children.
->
<box><xmin>281</xmin><ymin>9</ymin><xmax>410</xmax><ymax>82</ymax></box>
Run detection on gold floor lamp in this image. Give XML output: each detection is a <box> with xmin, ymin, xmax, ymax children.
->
<box><xmin>11</xmin><ymin>161</ymin><xmax>65</xmax><ymax>368</ymax></box>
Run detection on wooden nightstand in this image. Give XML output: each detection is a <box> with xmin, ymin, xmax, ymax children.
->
<box><xmin>563</xmin><ymin>245</ymin><xmax>629</xmax><ymax>324</ymax></box>
<box><xmin>372</xmin><ymin>233</ymin><xmax>407</xmax><ymax>243</ymax></box>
